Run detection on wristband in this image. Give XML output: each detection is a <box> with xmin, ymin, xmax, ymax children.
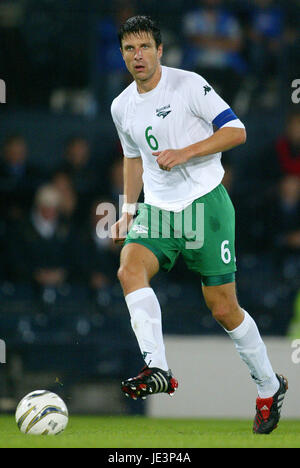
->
<box><xmin>122</xmin><ymin>203</ymin><xmax>137</xmax><ymax>215</ymax></box>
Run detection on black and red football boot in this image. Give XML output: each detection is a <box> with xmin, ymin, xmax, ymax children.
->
<box><xmin>253</xmin><ymin>374</ymin><xmax>288</xmax><ymax>434</ymax></box>
<box><xmin>121</xmin><ymin>366</ymin><xmax>178</xmax><ymax>400</ymax></box>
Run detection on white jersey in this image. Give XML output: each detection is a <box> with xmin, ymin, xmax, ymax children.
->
<box><xmin>111</xmin><ymin>65</ymin><xmax>244</xmax><ymax>212</ymax></box>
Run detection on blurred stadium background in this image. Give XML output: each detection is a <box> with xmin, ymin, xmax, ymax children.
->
<box><xmin>0</xmin><ymin>0</ymin><xmax>299</xmax><ymax>418</ymax></box>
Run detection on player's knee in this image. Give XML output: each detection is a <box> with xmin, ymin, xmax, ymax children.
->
<box><xmin>117</xmin><ymin>263</ymin><xmax>142</xmax><ymax>288</ymax></box>
<box><xmin>117</xmin><ymin>265</ymin><xmax>129</xmax><ymax>285</ymax></box>
<box><xmin>210</xmin><ymin>301</ymin><xmax>240</xmax><ymax>324</ymax></box>
<box><xmin>211</xmin><ymin>303</ymin><xmax>231</xmax><ymax>323</ymax></box>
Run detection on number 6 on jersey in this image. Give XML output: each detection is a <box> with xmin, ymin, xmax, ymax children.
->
<box><xmin>145</xmin><ymin>126</ymin><xmax>159</xmax><ymax>151</ymax></box>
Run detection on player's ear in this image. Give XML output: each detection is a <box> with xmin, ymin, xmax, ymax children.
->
<box><xmin>157</xmin><ymin>43</ymin><xmax>163</xmax><ymax>60</ymax></box>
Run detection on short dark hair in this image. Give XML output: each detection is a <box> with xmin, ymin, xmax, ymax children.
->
<box><xmin>118</xmin><ymin>15</ymin><xmax>162</xmax><ymax>49</ymax></box>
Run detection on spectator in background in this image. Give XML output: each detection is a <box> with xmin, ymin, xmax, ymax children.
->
<box><xmin>182</xmin><ymin>0</ymin><xmax>246</xmax><ymax>103</ymax></box>
<box><xmin>94</xmin><ymin>1</ymin><xmax>136</xmax><ymax>109</ymax></box>
<box><xmin>109</xmin><ymin>155</ymin><xmax>124</xmax><ymax>204</ymax></box>
<box><xmin>261</xmin><ymin>175</ymin><xmax>300</xmax><ymax>263</ymax></box>
<box><xmin>247</xmin><ymin>0</ymin><xmax>284</xmax><ymax>107</ymax></box>
<box><xmin>257</xmin><ymin>110</ymin><xmax>300</xmax><ymax>193</ymax></box>
<box><xmin>68</xmin><ymin>199</ymin><xmax>120</xmax><ymax>290</ymax></box>
<box><xmin>52</xmin><ymin>171</ymin><xmax>78</xmax><ymax>226</ymax></box>
<box><xmin>6</xmin><ymin>184</ymin><xmax>70</xmax><ymax>288</ymax></box>
<box><xmin>275</xmin><ymin>111</ymin><xmax>300</xmax><ymax>178</ymax></box>
<box><xmin>56</xmin><ymin>136</ymin><xmax>99</xmax><ymax>222</ymax></box>
<box><xmin>0</xmin><ymin>134</ymin><xmax>43</xmax><ymax>221</ymax></box>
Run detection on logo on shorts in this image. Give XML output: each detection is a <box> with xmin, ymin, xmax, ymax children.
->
<box><xmin>156</xmin><ymin>104</ymin><xmax>171</xmax><ymax>119</ymax></box>
<box><xmin>132</xmin><ymin>224</ymin><xmax>149</xmax><ymax>234</ymax></box>
<box><xmin>204</xmin><ymin>85</ymin><xmax>211</xmax><ymax>95</ymax></box>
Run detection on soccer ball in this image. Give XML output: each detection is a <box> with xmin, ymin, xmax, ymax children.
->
<box><xmin>15</xmin><ymin>390</ymin><xmax>68</xmax><ymax>435</ymax></box>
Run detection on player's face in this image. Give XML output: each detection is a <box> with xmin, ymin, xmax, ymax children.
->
<box><xmin>121</xmin><ymin>32</ymin><xmax>162</xmax><ymax>85</ymax></box>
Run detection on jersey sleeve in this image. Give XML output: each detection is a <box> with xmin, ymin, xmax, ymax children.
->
<box><xmin>111</xmin><ymin>100</ymin><xmax>141</xmax><ymax>158</ymax></box>
<box><xmin>186</xmin><ymin>73</ymin><xmax>245</xmax><ymax>129</ymax></box>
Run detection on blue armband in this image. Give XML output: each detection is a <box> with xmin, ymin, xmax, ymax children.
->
<box><xmin>212</xmin><ymin>108</ymin><xmax>238</xmax><ymax>129</ymax></box>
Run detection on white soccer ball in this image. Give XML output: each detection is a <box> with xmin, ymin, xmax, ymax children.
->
<box><xmin>15</xmin><ymin>390</ymin><xmax>68</xmax><ymax>435</ymax></box>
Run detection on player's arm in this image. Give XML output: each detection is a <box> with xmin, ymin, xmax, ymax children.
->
<box><xmin>110</xmin><ymin>100</ymin><xmax>143</xmax><ymax>242</ymax></box>
<box><xmin>153</xmin><ymin>76</ymin><xmax>246</xmax><ymax>171</ymax></box>
<box><xmin>123</xmin><ymin>155</ymin><xmax>144</xmax><ymax>203</ymax></box>
<box><xmin>153</xmin><ymin>126</ymin><xmax>246</xmax><ymax>170</ymax></box>
<box><xmin>111</xmin><ymin>156</ymin><xmax>143</xmax><ymax>244</ymax></box>
<box><xmin>182</xmin><ymin>125</ymin><xmax>246</xmax><ymax>159</ymax></box>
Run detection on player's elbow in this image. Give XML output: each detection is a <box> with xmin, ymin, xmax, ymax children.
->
<box><xmin>235</xmin><ymin>128</ymin><xmax>247</xmax><ymax>146</ymax></box>
<box><xmin>221</xmin><ymin>126</ymin><xmax>247</xmax><ymax>148</ymax></box>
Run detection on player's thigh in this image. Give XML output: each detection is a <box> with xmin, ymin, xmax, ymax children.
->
<box><xmin>124</xmin><ymin>202</ymin><xmax>181</xmax><ymax>273</ymax></box>
<box><xmin>119</xmin><ymin>242</ymin><xmax>160</xmax><ymax>280</ymax></box>
<box><xmin>182</xmin><ymin>184</ymin><xmax>236</xmax><ymax>278</ymax></box>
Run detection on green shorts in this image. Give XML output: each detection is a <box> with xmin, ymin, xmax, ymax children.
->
<box><xmin>124</xmin><ymin>184</ymin><xmax>236</xmax><ymax>286</ymax></box>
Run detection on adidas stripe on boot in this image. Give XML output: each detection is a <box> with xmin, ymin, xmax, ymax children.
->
<box><xmin>121</xmin><ymin>366</ymin><xmax>178</xmax><ymax>400</ymax></box>
<box><xmin>253</xmin><ymin>374</ymin><xmax>288</xmax><ymax>434</ymax></box>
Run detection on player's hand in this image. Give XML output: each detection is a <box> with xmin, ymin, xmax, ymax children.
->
<box><xmin>110</xmin><ymin>213</ymin><xmax>133</xmax><ymax>245</ymax></box>
<box><xmin>152</xmin><ymin>148</ymin><xmax>189</xmax><ymax>171</ymax></box>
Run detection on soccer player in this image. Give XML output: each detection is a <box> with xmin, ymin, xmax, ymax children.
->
<box><xmin>110</xmin><ymin>16</ymin><xmax>287</xmax><ymax>434</ymax></box>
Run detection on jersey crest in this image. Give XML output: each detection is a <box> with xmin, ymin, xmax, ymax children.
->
<box><xmin>156</xmin><ymin>104</ymin><xmax>171</xmax><ymax>119</ymax></box>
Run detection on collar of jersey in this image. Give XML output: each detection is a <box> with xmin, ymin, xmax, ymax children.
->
<box><xmin>134</xmin><ymin>65</ymin><xmax>166</xmax><ymax>100</ymax></box>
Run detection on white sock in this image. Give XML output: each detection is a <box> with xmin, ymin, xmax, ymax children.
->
<box><xmin>226</xmin><ymin>310</ymin><xmax>279</xmax><ymax>398</ymax></box>
<box><xmin>125</xmin><ymin>287</ymin><xmax>169</xmax><ymax>371</ymax></box>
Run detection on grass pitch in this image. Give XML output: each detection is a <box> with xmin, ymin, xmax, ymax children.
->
<box><xmin>0</xmin><ymin>415</ymin><xmax>299</xmax><ymax>448</ymax></box>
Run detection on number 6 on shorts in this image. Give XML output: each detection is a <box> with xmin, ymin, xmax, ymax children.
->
<box><xmin>221</xmin><ymin>240</ymin><xmax>231</xmax><ymax>264</ymax></box>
